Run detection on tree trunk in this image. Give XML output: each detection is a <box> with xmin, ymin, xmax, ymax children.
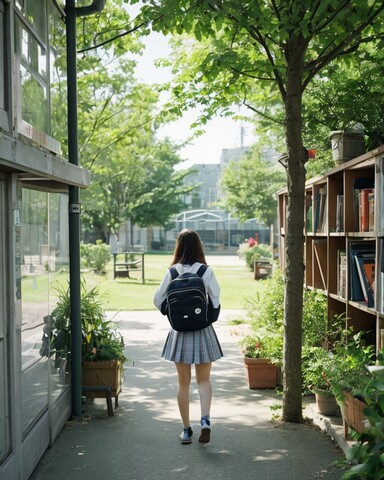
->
<box><xmin>282</xmin><ymin>38</ymin><xmax>308</xmax><ymax>422</ymax></box>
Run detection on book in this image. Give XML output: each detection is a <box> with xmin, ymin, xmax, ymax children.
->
<box><xmin>354</xmin><ymin>254</ymin><xmax>375</xmax><ymax>308</ymax></box>
<box><xmin>306</xmin><ymin>205</ymin><xmax>313</xmax><ymax>232</ymax></box>
<box><xmin>337</xmin><ymin>250</ymin><xmax>347</xmax><ymax>298</ymax></box>
<box><xmin>368</xmin><ymin>191</ymin><xmax>375</xmax><ymax>231</ymax></box>
<box><xmin>348</xmin><ymin>242</ymin><xmax>375</xmax><ymax>302</ymax></box>
<box><xmin>305</xmin><ymin>194</ymin><xmax>313</xmax><ymax>232</ymax></box>
<box><xmin>317</xmin><ymin>185</ymin><xmax>327</xmax><ymax>233</ymax></box>
<box><xmin>359</xmin><ymin>188</ymin><xmax>373</xmax><ymax>232</ymax></box>
<box><xmin>336</xmin><ymin>193</ymin><xmax>344</xmax><ymax>232</ymax></box>
<box><xmin>353</xmin><ymin>178</ymin><xmax>374</xmax><ymax>231</ymax></box>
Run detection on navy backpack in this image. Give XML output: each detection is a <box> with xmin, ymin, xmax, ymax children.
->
<box><xmin>161</xmin><ymin>265</ymin><xmax>220</xmax><ymax>332</ymax></box>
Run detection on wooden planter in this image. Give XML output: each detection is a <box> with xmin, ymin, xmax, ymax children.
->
<box><xmin>243</xmin><ymin>357</ymin><xmax>278</xmax><ymax>389</ymax></box>
<box><xmin>82</xmin><ymin>360</ymin><xmax>122</xmax><ymax>399</ymax></box>
<box><xmin>342</xmin><ymin>391</ymin><xmax>367</xmax><ymax>438</ymax></box>
<box><xmin>82</xmin><ymin>360</ymin><xmax>123</xmax><ymax>416</ymax></box>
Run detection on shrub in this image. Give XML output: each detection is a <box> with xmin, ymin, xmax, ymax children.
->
<box><xmin>81</xmin><ymin>240</ymin><xmax>111</xmax><ymax>274</ymax></box>
<box><xmin>238</xmin><ymin>241</ymin><xmax>272</xmax><ymax>271</ymax></box>
<box><xmin>242</xmin><ymin>269</ymin><xmax>330</xmax><ymax>373</ymax></box>
<box><xmin>302</xmin><ymin>289</ymin><xmax>328</xmax><ymax>348</ymax></box>
<box><xmin>243</xmin><ymin>268</ymin><xmax>285</xmax><ymax>362</ymax></box>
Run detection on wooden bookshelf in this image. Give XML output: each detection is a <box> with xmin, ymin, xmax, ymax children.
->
<box><xmin>277</xmin><ymin>145</ymin><xmax>384</xmax><ymax>355</ymax></box>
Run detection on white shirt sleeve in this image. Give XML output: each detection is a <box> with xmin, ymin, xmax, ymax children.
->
<box><xmin>204</xmin><ymin>267</ymin><xmax>221</xmax><ymax>308</ymax></box>
<box><xmin>153</xmin><ymin>269</ymin><xmax>172</xmax><ymax>310</ymax></box>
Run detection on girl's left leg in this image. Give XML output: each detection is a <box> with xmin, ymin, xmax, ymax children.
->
<box><xmin>195</xmin><ymin>362</ymin><xmax>212</xmax><ymax>443</ymax></box>
<box><xmin>195</xmin><ymin>362</ymin><xmax>212</xmax><ymax>416</ymax></box>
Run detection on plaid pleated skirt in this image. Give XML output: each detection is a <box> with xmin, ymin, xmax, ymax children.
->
<box><xmin>161</xmin><ymin>325</ymin><xmax>223</xmax><ymax>364</ymax></box>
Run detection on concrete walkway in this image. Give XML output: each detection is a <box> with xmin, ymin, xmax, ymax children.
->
<box><xmin>30</xmin><ymin>309</ymin><xmax>344</xmax><ymax>480</ymax></box>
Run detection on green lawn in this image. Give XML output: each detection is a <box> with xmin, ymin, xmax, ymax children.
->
<box><xmin>22</xmin><ymin>254</ymin><xmax>265</xmax><ymax>311</ymax></box>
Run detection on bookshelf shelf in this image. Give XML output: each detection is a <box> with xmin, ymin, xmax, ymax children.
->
<box><xmin>278</xmin><ymin>145</ymin><xmax>384</xmax><ymax>354</ymax></box>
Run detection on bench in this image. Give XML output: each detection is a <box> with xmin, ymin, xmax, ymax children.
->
<box><xmin>113</xmin><ymin>252</ymin><xmax>145</xmax><ymax>283</ymax></box>
<box><xmin>23</xmin><ymin>255</ymin><xmax>45</xmax><ymax>274</ymax></box>
<box><xmin>254</xmin><ymin>260</ymin><xmax>273</xmax><ymax>280</ymax></box>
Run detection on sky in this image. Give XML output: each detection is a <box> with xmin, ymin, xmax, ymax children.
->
<box><xmin>133</xmin><ymin>31</ymin><xmax>255</xmax><ymax>168</ymax></box>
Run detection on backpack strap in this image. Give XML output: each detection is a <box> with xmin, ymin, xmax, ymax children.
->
<box><xmin>196</xmin><ymin>264</ymin><xmax>208</xmax><ymax>277</ymax></box>
<box><xmin>169</xmin><ymin>264</ymin><xmax>208</xmax><ymax>279</ymax></box>
<box><xmin>169</xmin><ymin>266</ymin><xmax>179</xmax><ymax>280</ymax></box>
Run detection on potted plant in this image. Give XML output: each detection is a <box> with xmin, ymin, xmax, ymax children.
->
<box><xmin>302</xmin><ymin>346</ymin><xmax>340</xmax><ymax>416</ymax></box>
<box><xmin>50</xmin><ymin>281</ymin><xmax>126</xmax><ymax>403</ymax></box>
<box><xmin>240</xmin><ymin>332</ymin><xmax>281</xmax><ymax>389</ymax></box>
<box><xmin>327</xmin><ymin>330</ymin><xmax>375</xmax><ymax>437</ymax></box>
<box><xmin>339</xmin><ymin>369</ymin><xmax>384</xmax><ymax>478</ymax></box>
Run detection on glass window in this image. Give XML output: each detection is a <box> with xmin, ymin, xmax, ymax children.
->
<box><xmin>20</xmin><ymin>188</ymin><xmax>69</xmax><ymax>433</ymax></box>
<box><xmin>0</xmin><ymin>1</ymin><xmax>4</xmax><ymax>111</ymax></box>
<box><xmin>20</xmin><ymin>63</ymin><xmax>49</xmax><ymax>133</ymax></box>
<box><xmin>15</xmin><ymin>0</ymin><xmax>24</xmax><ymax>12</ymax></box>
<box><xmin>26</xmin><ymin>0</ymin><xmax>47</xmax><ymax>42</ymax></box>
<box><xmin>49</xmin><ymin>1</ymin><xmax>67</xmax><ymax>154</ymax></box>
<box><xmin>16</xmin><ymin>18</ymin><xmax>49</xmax><ymax>134</ymax></box>
<box><xmin>14</xmin><ymin>2</ymin><xmax>66</xmax><ymax>155</ymax></box>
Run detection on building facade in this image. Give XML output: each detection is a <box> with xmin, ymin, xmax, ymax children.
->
<box><xmin>1</xmin><ymin>2</ymin><xmax>89</xmax><ymax>479</ymax></box>
<box><xmin>144</xmin><ymin>148</ymin><xmax>270</xmax><ymax>252</ymax></box>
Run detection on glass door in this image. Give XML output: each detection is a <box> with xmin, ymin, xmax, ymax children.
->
<box><xmin>0</xmin><ymin>176</ymin><xmax>10</xmax><ymax>463</ymax></box>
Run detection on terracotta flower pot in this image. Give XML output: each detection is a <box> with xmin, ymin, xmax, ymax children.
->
<box><xmin>314</xmin><ymin>390</ymin><xmax>340</xmax><ymax>417</ymax></box>
<box><xmin>243</xmin><ymin>357</ymin><xmax>278</xmax><ymax>389</ymax></box>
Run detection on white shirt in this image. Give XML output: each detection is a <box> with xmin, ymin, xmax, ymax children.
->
<box><xmin>153</xmin><ymin>262</ymin><xmax>221</xmax><ymax>310</ymax></box>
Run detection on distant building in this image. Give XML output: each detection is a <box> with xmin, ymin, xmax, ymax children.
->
<box><xmin>118</xmin><ymin>147</ymin><xmax>273</xmax><ymax>252</ymax></box>
<box><xmin>183</xmin><ymin>163</ymin><xmax>222</xmax><ymax>209</ymax></box>
<box><xmin>220</xmin><ymin>146</ymin><xmax>250</xmax><ymax>167</ymax></box>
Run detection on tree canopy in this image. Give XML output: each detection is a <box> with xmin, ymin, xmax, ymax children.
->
<box><xmin>57</xmin><ymin>0</ymin><xmax>195</xmax><ymax>242</ymax></box>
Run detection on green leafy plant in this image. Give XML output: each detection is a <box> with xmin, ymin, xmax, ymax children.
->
<box><xmin>302</xmin><ymin>346</ymin><xmax>334</xmax><ymax>394</ymax></box>
<box><xmin>302</xmin><ymin>289</ymin><xmax>328</xmax><ymax>348</ymax></box>
<box><xmin>242</xmin><ymin>269</ymin><xmax>327</xmax><ymax>368</ymax></box>
<box><xmin>328</xmin><ymin>330</ymin><xmax>375</xmax><ymax>405</ymax></box>
<box><xmin>241</xmin><ymin>268</ymin><xmax>284</xmax><ymax>363</ymax></box>
<box><xmin>238</xmin><ymin>241</ymin><xmax>272</xmax><ymax>271</ymax></box>
<box><xmin>50</xmin><ymin>280</ymin><xmax>126</xmax><ymax>362</ymax></box>
<box><xmin>80</xmin><ymin>240</ymin><xmax>111</xmax><ymax>274</ymax></box>
<box><xmin>240</xmin><ymin>330</ymin><xmax>283</xmax><ymax>364</ymax></box>
<box><xmin>339</xmin><ymin>374</ymin><xmax>384</xmax><ymax>479</ymax></box>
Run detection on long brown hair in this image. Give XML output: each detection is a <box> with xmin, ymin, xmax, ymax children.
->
<box><xmin>171</xmin><ymin>229</ymin><xmax>207</xmax><ymax>265</ymax></box>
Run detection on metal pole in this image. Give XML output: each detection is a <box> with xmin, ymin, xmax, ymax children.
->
<box><xmin>66</xmin><ymin>0</ymin><xmax>82</xmax><ymax>419</ymax></box>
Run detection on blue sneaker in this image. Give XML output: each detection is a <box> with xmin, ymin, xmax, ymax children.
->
<box><xmin>199</xmin><ymin>417</ymin><xmax>211</xmax><ymax>443</ymax></box>
<box><xmin>180</xmin><ymin>427</ymin><xmax>193</xmax><ymax>444</ymax></box>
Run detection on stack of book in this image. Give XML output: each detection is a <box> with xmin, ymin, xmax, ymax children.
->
<box><xmin>314</xmin><ymin>185</ymin><xmax>327</xmax><ymax>233</ymax></box>
<box><xmin>353</xmin><ymin>178</ymin><xmax>375</xmax><ymax>232</ymax></box>
<box><xmin>348</xmin><ymin>242</ymin><xmax>375</xmax><ymax>308</ymax></box>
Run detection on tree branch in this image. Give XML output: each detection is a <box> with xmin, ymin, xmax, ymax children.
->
<box><xmin>207</xmin><ymin>1</ymin><xmax>287</xmax><ymax>99</ymax></box>
<box><xmin>303</xmin><ymin>4</ymin><xmax>384</xmax><ymax>89</ymax></box>
<box><xmin>230</xmin><ymin>66</ymin><xmax>275</xmax><ymax>81</ymax></box>
<box><xmin>243</xmin><ymin>98</ymin><xmax>284</xmax><ymax>125</ymax></box>
<box><xmin>88</xmin><ymin>116</ymin><xmax>154</xmax><ymax>170</ymax></box>
<box><xmin>77</xmin><ymin>20</ymin><xmax>148</xmax><ymax>53</ymax></box>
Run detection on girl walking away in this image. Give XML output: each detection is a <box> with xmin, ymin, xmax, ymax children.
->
<box><xmin>153</xmin><ymin>229</ymin><xmax>223</xmax><ymax>444</ymax></box>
